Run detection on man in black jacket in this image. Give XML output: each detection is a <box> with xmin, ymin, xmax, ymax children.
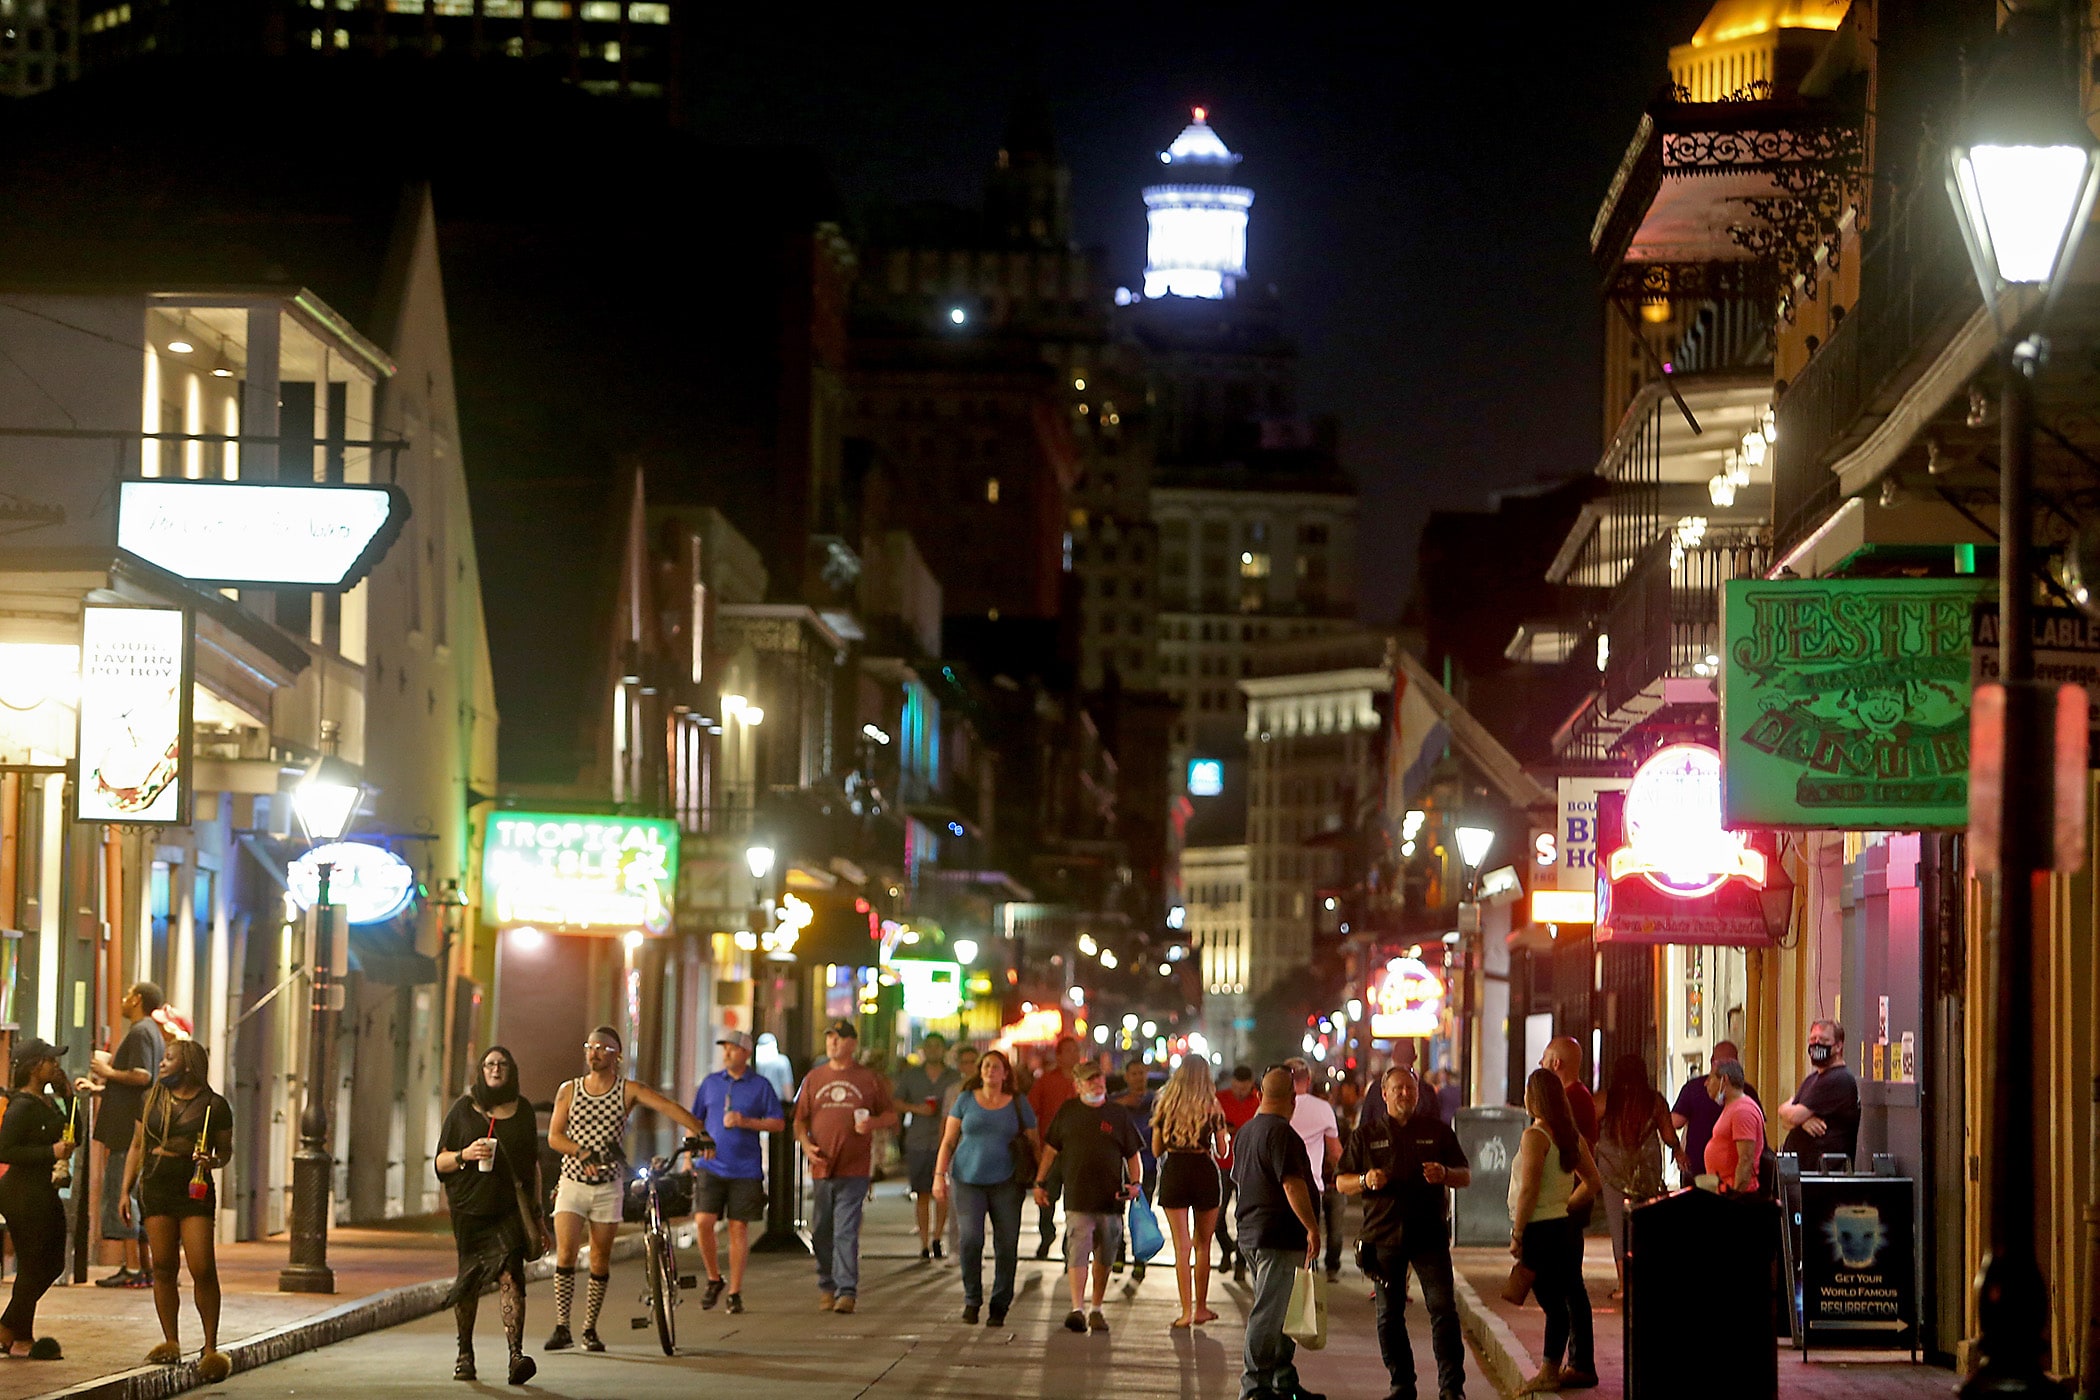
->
<box><xmin>1338</xmin><ymin>1068</ymin><xmax>1472</xmax><ymax>1400</ymax></box>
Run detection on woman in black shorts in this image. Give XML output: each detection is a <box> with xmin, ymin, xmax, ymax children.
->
<box><xmin>122</xmin><ymin>1039</ymin><xmax>233</xmax><ymax>1381</ymax></box>
<box><xmin>1149</xmin><ymin>1056</ymin><xmax>1227</xmax><ymax>1328</ymax></box>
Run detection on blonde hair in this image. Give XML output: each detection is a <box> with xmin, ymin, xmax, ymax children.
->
<box><xmin>1152</xmin><ymin>1057</ymin><xmax>1222</xmax><ymax>1149</ymax></box>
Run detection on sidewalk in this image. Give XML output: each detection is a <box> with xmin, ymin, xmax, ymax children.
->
<box><xmin>1449</xmin><ymin>1243</ymin><xmax>1958</xmax><ymax>1398</ymax></box>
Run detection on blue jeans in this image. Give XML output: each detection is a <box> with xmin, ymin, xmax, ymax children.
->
<box><xmin>1242</xmin><ymin>1246</ymin><xmax>1302</xmax><ymax>1399</ymax></box>
<box><xmin>952</xmin><ymin>1179</ymin><xmax>1022</xmax><ymax>1312</ymax></box>
<box><xmin>1370</xmin><ymin>1238</ymin><xmax>1465</xmax><ymax>1399</ymax></box>
<box><xmin>811</xmin><ymin>1176</ymin><xmax>867</xmax><ymax>1298</ymax></box>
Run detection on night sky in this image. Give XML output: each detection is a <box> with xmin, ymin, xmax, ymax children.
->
<box><xmin>682</xmin><ymin>2</ymin><xmax>1716</xmax><ymax>621</ymax></box>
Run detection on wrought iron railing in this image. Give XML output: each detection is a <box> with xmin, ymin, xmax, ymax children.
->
<box><xmin>1771</xmin><ymin>185</ymin><xmax>1977</xmax><ymax>557</ymax></box>
<box><xmin>1600</xmin><ymin>529</ymin><xmax>1772</xmax><ymax>717</ymax></box>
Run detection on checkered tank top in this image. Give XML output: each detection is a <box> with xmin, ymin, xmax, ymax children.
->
<box><xmin>559</xmin><ymin>1075</ymin><xmax>628</xmax><ymax>1184</ymax></box>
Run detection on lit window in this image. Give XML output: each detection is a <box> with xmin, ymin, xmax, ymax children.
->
<box><xmin>386</xmin><ymin>0</ymin><xmax>424</xmax><ymax>10</ymax></box>
<box><xmin>580</xmin><ymin>0</ymin><xmax>620</xmax><ymax>16</ymax></box>
<box><xmin>485</xmin><ymin>0</ymin><xmax>523</xmax><ymax>13</ymax></box>
<box><xmin>531</xmin><ymin>0</ymin><xmax>569</xmax><ymax>14</ymax></box>
<box><xmin>1239</xmin><ymin>551</ymin><xmax>1269</xmax><ymax>579</ymax></box>
<box><xmin>985</xmin><ymin>477</ymin><xmax>1000</xmax><ymax>503</ymax></box>
<box><xmin>333</xmin><ymin>26</ymin><xmax>348</xmax><ymax>46</ymax></box>
<box><xmin>601</xmin><ymin>39</ymin><xmax>621</xmax><ymax>61</ymax></box>
<box><xmin>309</xmin><ymin>26</ymin><xmax>322</xmax><ymax>47</ymax></box>
<box><xmin>629</xmin><ymin>1</ymin><xmax>670</xmax><ymax>18</ymax></box>
<box><xmin>434</xmin><ymin>0</ymin><xmax>471</xmax><ymax>11</ymax></box>
<box><xmin>504</xmin><ymin>33</ymin><xmax>523</xmax><ymax>54</ymax></box>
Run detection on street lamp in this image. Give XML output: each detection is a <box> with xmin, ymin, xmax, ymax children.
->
<box><xmin>1455</xmin><ymin>826</ymin><xmax>1495</xmax><ymax>871</ymax></box>
<box><xmin>1943</xmin><ymin>14</ymin><xmax>2097</xmax><ymax>1396</ymax></box>
<box><xmin>745</xmin><ymin>844</ymin><xmax>776</xmax><ymax>881</ymax></box>
<box><xmin>280</xmin><ymin>757</ymin><xmax>365</xmax><ymax>1294</ymax></box>
<box><xmin>1452</xmin><ymin>823</ymin><xmax>1495</xmax><ymax>1112</ymax></box>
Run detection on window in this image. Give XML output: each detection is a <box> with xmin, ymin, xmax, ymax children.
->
<box><xmin>601</xmin><ymin>39</ymin><xmax>621</xmax><ymax>61</ymax></box>
<box><xmin>580</xmin><ymin>0</ymin><xmax>621</xmax><ymax>16</ymax></box>
<box><xmin>1202</xmin><ymin>521</ymin><xmax>1228</xmax><ymax>544</ymax></box>
<box><xmin>1239</xmin><ymin>551</ymin><xmax>1270</xmax><ymax>579</ymax></box>
<box><xmin>1100</xmin><ymin>578</ymin><xmax>1117</xmax><ymax>599</ymax></box>
<box><xmin>531</xmin><ymin>0</ymin><xmax>571</xmax><ymax>13</ymax></box>
<box><xmin>630</xmin><ymin>1</ymin><xmax>671</xmax><ymax>18</ymax></box>
<box><xmin>1162</xmin><ymin>520</ymin><xmax>1189</xmax><ymax>543</ymax></box>
<box><xmin>985</xmin><ymin>476</ymin><xmax>1000</xmax><ymax>503</ymax></box>
<box><xmin>1127</xmin><ymin>613</ymin><xmax>1143</xmax><ymax>634</ymax></box>
<box><xmin>1299</xmin><ymin>522</ymin><xmax>1330</xmax><ymax>546</ymax></box>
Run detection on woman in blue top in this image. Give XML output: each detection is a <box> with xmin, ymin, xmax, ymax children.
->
<box><xmin>932</xmin><ymin>1049</ymin><xmax>1036</xmax><ymax>1327</ymax></box>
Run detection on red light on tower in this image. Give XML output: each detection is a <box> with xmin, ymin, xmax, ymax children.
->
<box><xmin>1192</xmin><ymin>106</ymin><xmax>1208</xmax><ymax>124</ymax></box>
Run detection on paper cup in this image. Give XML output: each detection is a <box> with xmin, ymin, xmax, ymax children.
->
<box><xmin>478</xmin><ymin>1137</ymin><xmax>498</xmax><ymax>1172</ymax></box>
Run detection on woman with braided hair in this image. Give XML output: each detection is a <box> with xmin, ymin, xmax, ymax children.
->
<box><xmin>123</xmin><ymin>1038</ymin><xmax>234</xmax><ymax>1382</ymax></box>
<box><xmin>435</xmin><ymin>1046</ymin><xmax>543</xmax><ymax>1383</ymax></box>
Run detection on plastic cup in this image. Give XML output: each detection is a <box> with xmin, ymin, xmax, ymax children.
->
<box><xmin>478</xmin><ymin>1137</ymin><xmax>498</xmax><ymax>1172</ymax></box>
<box><xmin>853</xmin><ymin>1108</ymin><xmax>870</xmax><ymax>1131</ymax></box>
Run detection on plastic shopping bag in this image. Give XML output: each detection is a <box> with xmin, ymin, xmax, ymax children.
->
<box><xmin>1283</xmin><ymin>1266</ymin><xmax>1328</xmax><ymax>1350</ymax></box>
<box><xmin>1127</xmin><ymin>1189</ymin><xmax>1166</xmax><ymax>1263</ymax></box>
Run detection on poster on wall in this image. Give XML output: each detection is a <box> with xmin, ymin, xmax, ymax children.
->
<box><xmin>73</xmin><ymin>604</ymin><xmax>191</xmax><ymax>824</ymax></box>
<box><xmin>1796</xmin><ymin>1176</ymin><xmax>1918</xmax><ymax>1354</ymax></box>
<box><xmin>1721</xmin><ymin>578</ymin><xmax>1986</xmax><ymax>828</ymax></box>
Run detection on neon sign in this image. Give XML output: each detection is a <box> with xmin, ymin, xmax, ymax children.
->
<box><xmin>482</xmin><ymin>813</ymin><xmax>678</xmax><ymax>934</ymax></box>
<box><xmin>1368</xmin><ymin>956</ymin><xmax>1444</xmax><ymax>1039</ymax></box>
<box><xmin>288</xmin><ymin>841</ymin><xmax>416</xmax><ymax>925</ymax></box>
<box><xmin>1606</xmin><ymin>744</ymin><xmax>1766</xmax><ymax>899</ymax></box>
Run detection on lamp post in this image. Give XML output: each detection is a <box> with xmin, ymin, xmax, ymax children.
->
<box><xmin>280</xmin><ymin>756</ymin><xmax>364</xmax><ymax>1293</ymax></box>
<box><xmin>1453</xmin><ymin>825</ymin><xmax>1495</xmax><ymax>1107</ymax></box>
<box><xmin>1943</xmin><ymin>11</ymin><xmax>2099</xmax><ymax>1394</ymax></box>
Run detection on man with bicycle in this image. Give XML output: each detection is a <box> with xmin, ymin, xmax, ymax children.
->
<box><xmin>690</xmin><ymin>1031</ymin><xmax>784</xmax><ymax>1314</ymax></box>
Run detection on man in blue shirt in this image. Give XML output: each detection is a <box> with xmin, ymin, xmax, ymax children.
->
<box><xmin>690</xmin><ymin>1031</ymin><xmax>785</xmax><ymax>1313</ymax></box>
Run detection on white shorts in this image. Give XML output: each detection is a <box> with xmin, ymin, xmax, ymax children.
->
<box><xmin>553</xmin><ymin>1175</ymin><xmax>624</xmax><ymax>1225</ymax></box>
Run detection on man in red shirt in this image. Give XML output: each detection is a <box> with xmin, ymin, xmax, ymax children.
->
<box><xmin>791</xmin><ymin>1022</ymin><xmax>897</xmax><ymax>1313</ymax></box>
<box><xmin>1544</xmin><ymin>1035</ymin><xmax>1598</xmax><ymax>1240</ymax></box>
<box><xmin>1028</xmin><ymin>1036</ymin><xmax>1082</xmax><ymax>1259</ymax></box>
<box><xmin>1213</xmin><ymin>1064</ymin><xmax>1260</xmax><ymax>1279</ymax></box>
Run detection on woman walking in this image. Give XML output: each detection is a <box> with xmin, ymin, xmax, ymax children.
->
<box><xmin>0</xmin><ymin>1039</ymin><xmax>76</xmax><ymax>1360</ymax></box>
<box><xmin>544</xmin><ymin>1025</ymin><xmax>709</xmax><ymax>1352</ymax></box>
<box><xmin>932</xmin><ymin>1049</ymin><xmax>1035</xmax><ymax>1326</ymax></box>
<box><xmin>123</xmin><ymin>1039</ymin><xmax>234</xmax><ymax>1381</ymax></box>
<box><xmin>1594</xmin><ymin>1053</ymin><xmax>1686</xmax><ymax>1299</ymax></box>
<box><xmin>1508</xmin><ymin>1068</ymin><xmax>1604</xmax><ymax>1394</ymax></box>
<box><xmin>1150</xmin><ymin>1056</ymin><xmax>1227</xmax><ymax>1328</ymax></box>
<box><xmin>436</xmin><ymin>1046</ymin><xmax>544</xmax><ymax>1383</ymax></box>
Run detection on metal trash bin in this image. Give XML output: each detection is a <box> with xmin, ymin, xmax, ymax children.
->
<box><xmin>1626</xmin><ymin>1188</ymin><xmax>1779</xmax><ymax>1399</ymax></box>
<box><xmin>1451</xmin><ymin>1106</ymin><xmax>1529</xmax><ymax>1247</ymax></box>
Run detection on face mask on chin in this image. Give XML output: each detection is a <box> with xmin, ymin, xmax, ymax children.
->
<box><xmin>1080</xmin><ymin>1088</ymin><xmax>1107</xmax><ymax>1107</ymax></box>
<box><xmin>1807</xmin><ymin>1042</ymin><xmax>1834</xmax><ymax>1067</ymax></box>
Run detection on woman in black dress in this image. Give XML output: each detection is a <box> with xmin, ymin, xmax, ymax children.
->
<box><xmin>0</xmin><ymin>1038</ymin><xmax>77</xmax><ymax>1360</ymax></box>
<box><xmin>122</xmin><ymin>1038</ymin><xmax>234</xmax><ymax>1381</ymax></box>
<box><xmin>435</xmin><ymin>1046</ymin><xmax>544</xmax><ymax>1384</ymax></box>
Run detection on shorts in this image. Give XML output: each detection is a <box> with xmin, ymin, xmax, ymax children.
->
<box><xmin>553</xmin><ymin>1175</ymin><xmax>624</xmax><ymax>1225</ymax></box>
<box><xmin>140</xmin><ymin>1169</ymin><xmax>216</xmax><ymax>1221</ymax></box>
<box><xmin>1157</xmin><ymin>1151</ymin><xmax>1221</xmax><ymax>1210</ymax></box>
<box><xmin>1065</xmin><ymin>1211</ymin><xmax>1123</xmax><ymax>1273</ymax></box>
<box><xmin>691</xmin><ymin>1170</ymin><xmax>766</xmax><ymax>1222</ymax></box>
<box><xmin>906</xmin><ymin>1147</ymin><xmax>938</xmax><ymax>1197</ymax></box>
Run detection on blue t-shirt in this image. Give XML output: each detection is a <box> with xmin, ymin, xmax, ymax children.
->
<box><xmin>690</xmin><ymin>1068</ymin><xmax>784</xmax><ymax>1181</ymax></box>
<box><xmin>948</xmin><ymin>1091</ymin><xmax>1037</xmax><ymax>1187</ymax></box>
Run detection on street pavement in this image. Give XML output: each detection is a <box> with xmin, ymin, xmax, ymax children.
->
<box><xmin>184</xmin><ymin>1186</ymin><xmax>1486</xmax><ymax>1400</ymax></box>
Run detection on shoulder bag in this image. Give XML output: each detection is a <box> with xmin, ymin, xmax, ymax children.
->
<box><xmin>1004</xmin><ymin>1099</ymin><xmax>1039</xmax><ymax>1186</ymax></box>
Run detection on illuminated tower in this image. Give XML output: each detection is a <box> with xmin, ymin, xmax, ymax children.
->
<box><xmin>1142</xmin><ymin>108</ymin><xmax>1253</xmax><ymax>300</ymax></box>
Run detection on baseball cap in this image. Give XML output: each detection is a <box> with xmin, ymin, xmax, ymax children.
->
<box><xmin>716</xmin><ymin>1030</ymin><xmax>755</xmax><ymax>1051</ymax></box>
<box><xmin>825</xmin><ymin>1019</ymin><xmax>860</xmax><ymax>1039</ymax></box>
<box><xmin>11</xmin><ymin>1037</ymin><xmax>63</xmax><ymax>1072</ymax></box>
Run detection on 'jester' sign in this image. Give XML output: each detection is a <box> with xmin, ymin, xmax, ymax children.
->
<box><xmin>1721</xmin><ymin>578</ymin><xmax>1987</xmax><ymax>828</ymax></box>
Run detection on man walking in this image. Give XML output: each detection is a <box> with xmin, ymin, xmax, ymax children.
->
<box><xmin>1284</xmin><ymin>1058</ymin><xmax>1342</xmax><ymax>1280</ymax></box>
<box><xmin>76</xmin><ymin>981</ymin><xmax>163</xmax><ymax>1288</ymax></box>
<box><xmin>1778</xmin><ymin>1020</ymin><xmax>1860</xmax><ymax>1170</ymax></box>
<box><xmin>1028</xmin><ymin>1035</ymin><xmax>1083</xmax><ymax>1258</ymax></box>
<box><xmin>1034</xmin><ymin>1061</ymin><xmax>1142</xmax><ymax>1333</ymax></box>
<box><xmin>894</xmin><ymin>1033</ymin><xmax>960</xmax><ymax>1260</ymax></box>
<box><xmin>1232</xmin><ymin>1067</ymin><xmax>1324</xmax><ymax>1400</ymax></box>
<box><xmin>792</xmin><ymin>1021</ymin><xmax>897</xmax><ymax>1313</ymax></box>
<box><xmin>1215</xmin><ymin>1064</ymin><xmax>1260</xmax><ymax>1278</ymax></box>
<box><xmin>690</xmin><ymin>1030</ymin><xmax>785</xmax><ymax>1314</ymax></box>
<box><xmin>1339</xmin><ymin>1068</ymin><xmax>1472</xmax><ymax>1400</ymax></box>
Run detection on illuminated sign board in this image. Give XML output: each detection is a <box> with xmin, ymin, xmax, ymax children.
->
<box><xmin>74</xmin><ymin>605</ymin><xmax>190</xmax><ymax>823</ymax></box>
<box><xmin>1367</xmin><ymin>956</ymin><xmax>1444</xmax><ymax>1039</ymax></box>
<box><xmin>118</xmin><ymin>479</ymin><xmax>409</xmax><ymax>589</ymax></box>
<box><xmin>482</xmin><ymin>813</ymin><xmax>679</xmax><ymax>935</ymax></box>
<box><xmin>288</xmin><ymin>841</ymin><xmax>417</xmax><ymax>925</ymax></box>
<box><xmin>1556</xmin><ymin>776</ymin><xmax>1627</xmax><ymax>890</ymax></box>
<box><xmin>1608</xmin><ymin>744</ymin><xmax>1766</xmax><ymax>899</ymax></box>
<box><xmin>1531</xmin><ymin>889</ymin><xmax>1596</xmax><ymax>925</ymax></box>
<box><xmin>1187</xmin><ymin>758</ymin><xmax>1224</xmax><ymax>797</ymax></box>
<box><xmin>1722</xmin><ymin>578</ymin><xmax>1985</xmax><ymax>828</ymax></box>
<box><xmin>896</xmin><ymin>960</ymin><xmax>963</xmax><ymax>1019</ymax></box>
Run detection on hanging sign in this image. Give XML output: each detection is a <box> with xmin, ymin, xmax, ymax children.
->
<box><xmin>1971</xmin><ymin>603</ymin><xmax>2100</xmax><ymax>765</ymax></box>
<box><xmin>287</xmin><ymin>841</ymin><xmax>417</xmax><ymax>925</ymax></box>
<box><xmin>1595</xmin><ymin>786</ymin><xmax>1780</xmax><ymax>947</ymax></box>
<box><xmin>895</xmin><ymin>960</ymin><xmax>964</xmax><ymax>1019</ymax></box>
<box><xmin>1608</xmin><ymin>744</ymin><xmax>1766</xmax><ymax>898</ymax></box>
<box><xmin>1722</xmin><ymin>578</ymin><xmax>1985</xmax><ymax>827</ymax></box>
<box><xmin>74</xmin><ymin>604</ymin><xmax>191</xmax><ymax>823</ymax></box>
<box><xmin>1367</xmin><ymin>956</ymin><xmax>1444</xmax><ymax>1038</ymax></box>
<box><xmin>481</xmin><ymin>812</ymin><xmax>678</xmax><ymax>934</ymax></box>
<box><xmin>118</xmin><ymin>479</ymin><xmax>409</xmax><ymax>590</ymax></box>
<box><xmin>1555</xmin><ymin>777</ymin><xmax>1627</xmax><ymax>890</ymax></box>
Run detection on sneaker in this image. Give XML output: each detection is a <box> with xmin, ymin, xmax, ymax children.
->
<box><xmin>1132</xmin><ymin>1261</ymin><xmax>1147</xmax><ymax>1284</ymax></box>
<box><xmin>453</xmin><ymin>1350</ymin><xmax>476</xmax><ymax>1382</ymax></box>
<box><xmin>961</xmin><ymin>1303</ymin><xmax>980</xmax><ymax>1324</ymax></box>
<box><xmin>121</xmin><ymin>1271</ymin><xmax>155</xmax><ymax>1288</ymax></box>
<box><xmin>1062</xmin><ymin>1309</ymin><xmax>1086</xmax><ymax>1332</ymax></box>
<box><xmin>819</xmin><ymin>1291</ymin><xmax>836</xmax><ymax>1311</ymax></box>
<box><xmin>543</xmin><ymin>1325</ymin><xmax>573</xmax><ymax>1351</ymax></box>
<box><xmin>725</xmin><ymin>1293</ymin><xmax>744</xmax><ymax>1315</ymax></box>
<box><xmin>834</xmin><ymin>1296</ymin><xmax>857</xmax><ymax>1315</ymax></box>
<box><xmin>701</xmin><ymin>1278</ymin><xmax>725</xmax><ymax>1310</ymax></box>
<box><xmin>94</xmin><ymin>1268</ymin><xmax>134</xmax><ymax>1289</ymax></box>
<box><xmin>1087</xmin><ymin>1308</ymin><xmax>1108</xmax><ymax>1333</ymax></box>
<box><xmin>1326</xmin><ymin>1267</ymin><xmax>1341</xmax><ymax>1284</ymax></box>
<box><xmin>931</xmin><ymin>1240</ymin><xmax>944</xmax><ymax>1259</ymax></box>
<box><xmin>580</xmin><ymin>1329</ymin><xmax>605</xmax><ymax>1353</ymax></box>
<box><xmin>987</xmin><ymin>1308</ymin><xmax>1006</xmax><ymax>1327</ymax></box>
<box><xmin>508</xmin><ymin>1355</ymin><xmax>536</xmax><ymax>1386</ymax></box>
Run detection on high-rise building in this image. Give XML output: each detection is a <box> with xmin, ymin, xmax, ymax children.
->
<box><xmin>1141</xmin><ymin>109</ymin><xmax>1253</xmax><ymax>302</ymax></box>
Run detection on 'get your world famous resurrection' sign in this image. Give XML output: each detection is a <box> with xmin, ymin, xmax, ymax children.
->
<box><xmin>1721</xmin><ymin>578</ymin><xmax>1987</xmax><ymax>829</ymax></box>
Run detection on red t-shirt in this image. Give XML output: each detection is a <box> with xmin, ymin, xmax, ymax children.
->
<box><xmin>792</xmin><ymin>1062</ymin><xmax>893</xmax><ymax>1180</ymax></box>
<box><xmin>1705</xmin><ymin>1094</ymin><xmax>1766</xmax><ymax>1193</ymax></box>
<box><xmin>1216</xmin><ymin>1086</ymin><xmax>1261</xmax><ymax>1167</ymax></box>
<box><xmin>1566</xmin><ymin>1080</ymin><xmax>1599</xmax><ymax>1149</ymax></box>
<box><xmin>1028</xmin><ymin>1066</ymin><xmax>1076</xmax><ymax>1136</ymax></box>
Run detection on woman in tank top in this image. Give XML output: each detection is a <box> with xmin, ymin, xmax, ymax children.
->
<box><xmin>1508</xmin><ymin>1068</ymin><xmax>1604</xmax><ymax>1395</ymax></box>
<box><xmin>542</xmin><ymin>1025</ymin><xmax>711</xmax><ymax>1353</ymax></box>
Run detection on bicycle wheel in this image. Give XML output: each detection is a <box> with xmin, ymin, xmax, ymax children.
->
<box><xmin>647</xmin><ymin>1232</ymin><xmax>678</xmax><ymax>1355</ymax></box>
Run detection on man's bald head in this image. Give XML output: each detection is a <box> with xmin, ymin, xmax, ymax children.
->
<box><xmin>1259</xmin><ymin>1067</ymin><xmax>1297</xmax><ymax>1113</ymax></box>
<box><xmin>1544</xmin><ymin>1036</ymin><xmax>1583</xmax><ymax>1085</ymax></box>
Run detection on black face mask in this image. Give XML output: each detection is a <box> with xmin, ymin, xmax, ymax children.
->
<box><xmin>1807</xmin><ymin>1043</ymin><xmax>1835</xmax><ymax>1067</ymax></box>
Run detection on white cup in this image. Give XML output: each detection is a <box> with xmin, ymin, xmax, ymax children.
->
<box><xmin>853</xmin><ymin>1108</ymin><xmax>870</xmax><ymax>1132</ymax></box>
<box><xmin>478</xmin><ymin>1137</ymin><xmax>498</xmax><ymax>1172</ymax></box>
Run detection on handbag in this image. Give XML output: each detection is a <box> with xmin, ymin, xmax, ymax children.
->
<box><xmin>514</xmin><ymin>1177</ymin><xmax>547</xmax><ymax>1262</ymax></box>
<box><xmin>1502</xmin><ymin>1261</ymin><xmax>1537</xmax><ymax>1305</ymax></box>
<box><xmin>1283</xmin><ymin>1266</ymin><xmax>1328</xmax><ymax>1349</ymax></box>
<box><xmin>1126</xmin><ymin>1188</ymin><xmax>1165</xmax><ymax>1263</ymax></box>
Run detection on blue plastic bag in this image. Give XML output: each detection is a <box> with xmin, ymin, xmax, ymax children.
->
<box><xmin>1127</xmin><ymin>1188</ymin><xmax>1165</xmax><ymax>1262</ymax></box>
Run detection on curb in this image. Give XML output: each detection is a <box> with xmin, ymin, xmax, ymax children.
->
<box><xmin>1452</xmin><ymin>1269</ymin><xmax>1536</xmax><ymax>1400</ymax></box>
<box><xmin>29</xmin><ymin>1235</ymin><xmax>646</xmax><ymax>1400</ymax></box>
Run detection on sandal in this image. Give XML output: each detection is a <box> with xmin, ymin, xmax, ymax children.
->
<box><xmin>27</xmin><ymin>1339</ymin><xmax>60</xmax><ymax>1361</ymax></box>
<box><xmin>1515</xmin><ymin>1362</ymin><xmax>1565</xmax><ymax>1395</ymax></box>
<box><xmin>196</xmin><ymin>1351</ymin><xmax>232</xmax><ymax>1382</ymax></box>
<box><xmin>145</xmin><ymin>1342</ymin><xmax>183</xmax><ymax>1365</ymax></box>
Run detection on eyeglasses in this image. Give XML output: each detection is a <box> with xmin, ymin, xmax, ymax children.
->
<box><xmin>583</xmin><ymin>1043</ymin><xmax>618</xmax><ymax>1055</ymax></box>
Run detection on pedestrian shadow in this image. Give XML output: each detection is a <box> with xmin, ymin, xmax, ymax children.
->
<box><xmin>1168</xmin><ymin>1326</ymin><xmax>1234</xmax><ymax>1400</ymax></box>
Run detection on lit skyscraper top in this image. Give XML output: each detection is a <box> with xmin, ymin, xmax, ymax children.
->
<box><xmin>1143</xmin><ymin>108</ymin><xmax>1254</xmax><ymax>301</ymax></box>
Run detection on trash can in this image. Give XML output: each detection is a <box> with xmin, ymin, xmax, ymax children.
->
<box><xmin>1451</xmin><ymin>1106</ymin><xmax>1529</xmax><ymax>1247</ymax></box>
<box><xmin>1625</xmin><ymin>1189</ymin><xmax>1778</xmax><ymax>1399</ymax></box>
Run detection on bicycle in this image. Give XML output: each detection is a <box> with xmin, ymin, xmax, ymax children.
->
<box><xmin>629</xmin><ymin>1136</ymin><xmax>711</xmax><ymax>1356</ymax></box>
